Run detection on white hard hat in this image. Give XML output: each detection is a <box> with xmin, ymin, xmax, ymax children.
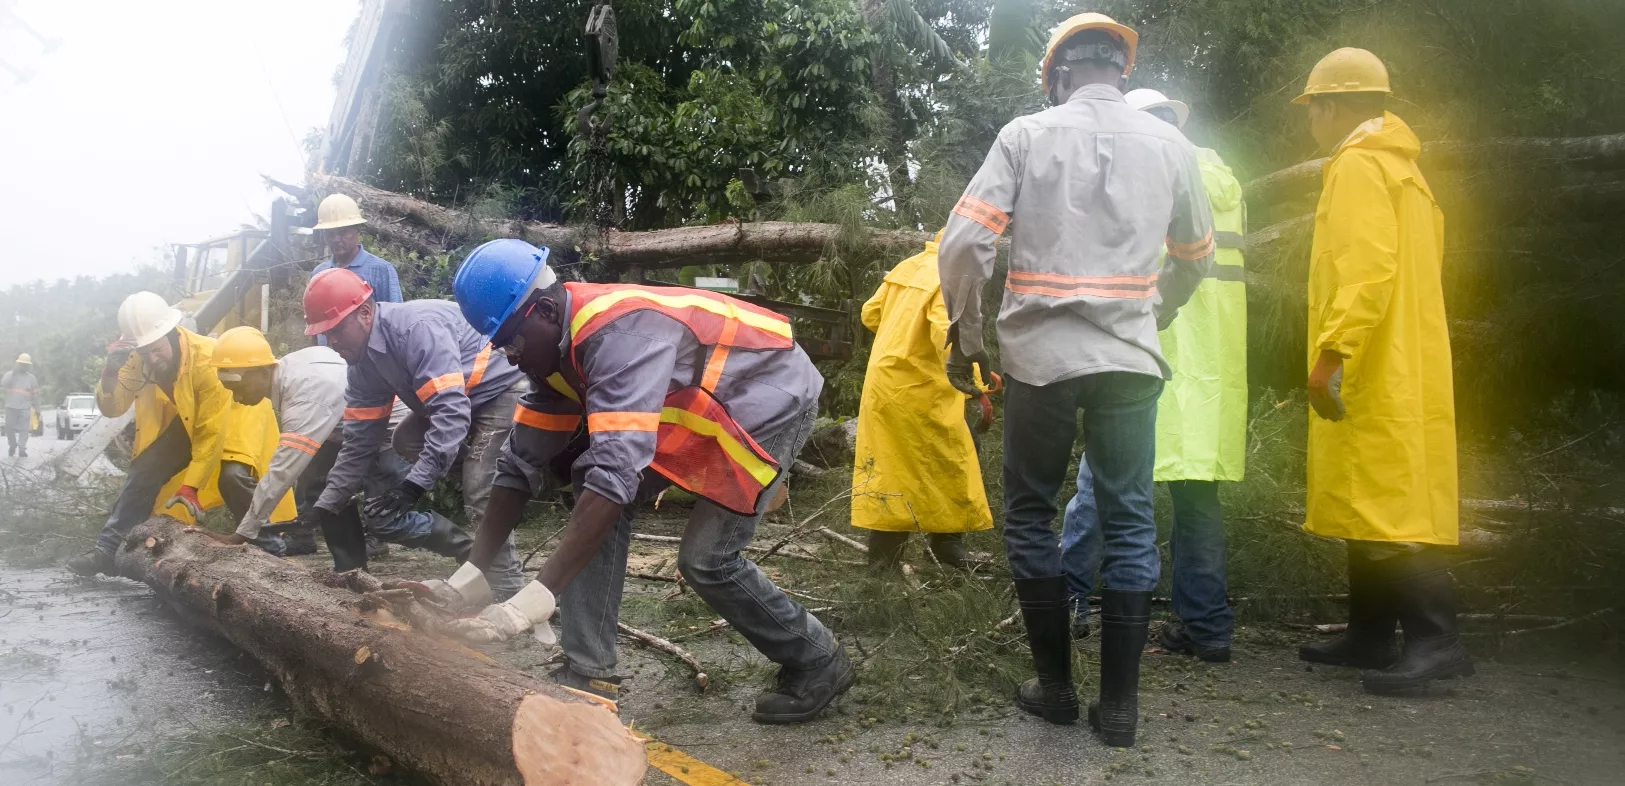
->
<box><xmin>117</xmin><ymin>291</ymin><xmax>184</xmax><ymax>348</ymax></box>
<box><xmin>314</xmin><ymin>193</ymin><xmax>366</xmax><ymax>230</ymax></box>
<box><xmin>1124</xmin><ymin>88</ymin><xmax>1190</xmax><ymax>128</ymax></box>
<box><xmin>15</xmin><ymin>353</ymin><xmax>32</xmax><ymax>364</ymax></box>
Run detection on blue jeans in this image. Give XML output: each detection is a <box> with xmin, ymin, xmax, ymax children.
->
<box><xmin>1002</xmin><ymin>373</ymin><xmax>1162</xmax><ymax>590</ymax></box>
<box><xmin>560</xmin><ymin>405</ymin><xmax>836</xmax><ymax>679</ymax></box>
<box><xmin>1062</xmin><ymin>473</ymin><xmax>1234</xmax><ymax>647</ymax></box>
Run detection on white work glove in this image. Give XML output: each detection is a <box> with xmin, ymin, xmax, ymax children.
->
<box><xmin>448</xmin><ymin>581</ymin><xmax>557</xmax><ymax>646</ymax></box>
<box><xmin>416</xmin><ymin>562</ymin><xmax>494</xmax><ymax>612</ymax></box>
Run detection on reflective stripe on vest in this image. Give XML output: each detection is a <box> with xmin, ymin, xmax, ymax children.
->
<box><xmin>566</xmin><ymin>283</ymin><xmax>790</xmax><ymax>515</ymax></box>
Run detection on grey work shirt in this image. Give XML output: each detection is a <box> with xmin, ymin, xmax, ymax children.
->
<box><xmin>1</xmin><ymin>370</ymin><xmax>39</xmax><ymax>410</ymax></box>
<box><xmin>316</xmin><ymin>300</ymin><xmax>523</xmax><ymax>511</ymax></box>
<box><xmin>235</xmin><ymin>347</ymin><xmax>349</xmax><ymax>540</ymax></box>
<box><xmin>495</xmin><ymin>295</ymin><xmax>823</xmax><ymax>507</ymax></box>
<box><xmin>938</xmin><ymin>83</ymin><xmax>1216</xmax><ymax>385</ymax></box>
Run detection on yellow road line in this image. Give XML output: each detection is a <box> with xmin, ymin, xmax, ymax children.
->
<box><xmin>635</xmin><ymin>732</ymin><xmax>751</xmax><ymax>786</ymax></box>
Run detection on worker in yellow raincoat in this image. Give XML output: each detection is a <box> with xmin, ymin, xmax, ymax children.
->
<box><xmin>66</xmin><ymin>292</ymin><xmax>297</xmax><ymax>577</ymax></box>
<box><xmin>1293</xmin><ymin>48</ymin><xmax>1473</xmax><ymax>694</ymax></box>
<box><xmin>851</xmin><ymin>233</ymin><xmax>992</xmax><ymax>569</ymax></box>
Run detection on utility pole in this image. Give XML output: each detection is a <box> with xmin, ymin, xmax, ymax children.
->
<box><xmin>0</xmin><ymin>1</ymin><xmax>60</xmax><ymax>85</ymax></box>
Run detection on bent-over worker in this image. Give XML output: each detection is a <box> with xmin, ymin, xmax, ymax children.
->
<box><xmin>851</xmin><ymin>232</ymin><xmax>992</xmax><ymax>569</ymax></box>
<box><xmin>1293</xmin><ymin>48</ymin><xmax>1473</xmax><ymax>694</ymax></box>
<box><xmin>66</xmin><ymin>293</ymin><xmax>296</xmax><ymax>576</ymax></box>
<box><xmin>193</xmin><ymin>327</ymin><xmax>517</xmax><ymax>583</ymax></box>
<box><xmin>938</xmin><ymin>13</ymin><xmax>1213</xmax><ymax>748</ymax></box>
<box><xmin>301</xmin><ymin>268</ymin><xmax>526</xmax><ymax>599</ymax></box>
<box><xmin>441</xmin><ymin>239</ymin><xmax>852</xmax><ymax>725</ymax></box>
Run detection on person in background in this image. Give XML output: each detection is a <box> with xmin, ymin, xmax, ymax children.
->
<box><xmin>301</xmin><ymin>268</ymin><xmax>527</xmax><ymax>600</ymax></box>
<box><xmin>192</xmin><ymin>327</ymin><xmax>511</xmax><ymax>582</ymax></box>
<box><xmin>937</xmin><ymin>13</ymin><xmax>1213</xmax><ymax>748</ymax></box>
<box><xmin>1061</xmin><ymin>88</ymin><xmax>1248</xmax><ymax>663</ymax></box>
<box><xmin>850</xmin><ymin>232</ymin><xmax>992</xmax><ymax>570</ymax></box>
<box><xmin>3</xmin><ymin>353</ymin><xmax>40</xmax><ymax>458</ymax></box>
<box><xmin>1292</xmin><ymin>48</ymin><xmax>1473</xmax><ymax>694</ymax></box>
<box><xmin>65</xmin><ymin>293</ymin><xmax>296</xmax><ymax>576</ymax></box>
<box><xmin>437</xmin><ymin>239</ymin><xmax>851</xmax><ymax>725</ymax></box>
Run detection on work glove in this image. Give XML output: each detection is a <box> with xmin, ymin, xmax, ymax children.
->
<box><xmin>164</xmin><ymin>486</ymin><xmax>204</xmax><ymax>520</ymax></box>
<box><xmin>412</xmin><ymin>561</ymin><xmax>494</xmax><ymax>612</ymax></box>
<box><xmin>363</xmin><ymin>481</ymin><xmax>424</xmax><ymax>522</ymax></box>
<box><xmin>945</xmin><ymin>343</ymin><xmax>994</xmax><ymax>397</ymax></box>
<box><xmin>447</xmin><ymin>580</ymin><xmax>557</xmax><ymax>646</ymax></box>
<box><xmin>103</xmin><ymin>339</ymin><xmax>135</xmax><ymax>376</ymax></box>
<box><xmin>1307</xmin><ymin>352</ymin><xmax>1347</xmax><ymax>422</ymax></box>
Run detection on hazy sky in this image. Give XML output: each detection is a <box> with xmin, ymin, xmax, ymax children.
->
<box><xmin>0</xmin><ymin>0</ymin><xmax>356</xmax><ymax>287</ymax></box>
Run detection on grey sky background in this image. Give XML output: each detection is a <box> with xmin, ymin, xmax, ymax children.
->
<box><xmin>0</xmin><ymin>0</ymin><xmax>355</xmax><ymax>287</ymax></box>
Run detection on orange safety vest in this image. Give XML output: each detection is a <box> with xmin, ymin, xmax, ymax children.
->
<box><xmin>563</xmin><ymin>282</ymin><xmax>795</xmax><ymax>515</ymax></box>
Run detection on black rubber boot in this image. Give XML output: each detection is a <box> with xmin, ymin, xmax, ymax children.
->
<box><xmin>926</xmin><ymin>533</ymin><xmax>970</xmax><ymax>568</ymax></box>
<box><xmin>281</xmin><ymin>527</ymin><xmax>318</xmax><ymax>556</ymax></box>
<box><xmin>1013</xmin><ymin>576</ymin><xmax>1079</xmax><ymax>724</ymax></box>
<box><xmin>866</xmin><ymin>530</ymin><xmax>909</xmax><ymax>573</ymax></box>
<box><xmin>319</xmin><ymin>506</ymin><xmax>369</xmax><ymax>573</ymax></box>
<box><xmin>1361</xmin><ymin>550</ymin><xmax>1474</xmax><ymax>694</ymax></box>
<box><xmin>1300</xmin><ymin>544</ymin><xmax>1399</xmax><ymax>669</ymax></box>
<box><xmin>416</xmin><ymin>512</ymin><xmax>475</xmax><ymax>562</ymax></box>
<box><xmin>66</xmin><ymin>549</ymin><xmax>113</xmax><ymax>577</ymax></box>
<box><xmin>753</xmin><ymin>646</ymin><xmax>856</xmax><ymax>724</ymax></box>
<box><xmin>1089</xmin><ymin>589</ymin><xmax>1152</xmax><ymax>747</ymax></box>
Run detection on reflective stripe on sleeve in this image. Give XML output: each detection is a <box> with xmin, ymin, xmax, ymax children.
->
<box><xmin>343</xmin><ymin>403</ymin><xmax>394</xmax><ymax>421</ymax></box>
<box><xmin>513</xmin><ymin>405</ymin><xmax>582</xmax><ymax>432</ymax></box>
<box><xmin>587</xmin><ymin>411</ymin><xmax>661</xmax><ymax>433</ymax></box>
<box><xmin>952</xmin><ymin>195</ymin><xmax>1010</xmax><ymax>235</ymax></box>
<box><xmin>467</xmin><ymin>344</ymin><xmax>494</xmax><ymax>389</ymax></box>
<box><xmin>278</xmin><ymin>433</ymin><xmax>321</xmax><ymax>455</ymax></box>
<box><xmin>1166</xmin><ymin>232</ymin><xmax>1216</xmax><ymax>260</ymax></box>
<box><xmin>415</xmin><ymin>371</ymin><xmax>465</xmax><ymax>402</ymax></box>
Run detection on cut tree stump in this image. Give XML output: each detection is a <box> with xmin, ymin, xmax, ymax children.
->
<box><xmin>113</xmin><ymin>516</ymin><xmax>646</xmax><ymax>786</ymax></box>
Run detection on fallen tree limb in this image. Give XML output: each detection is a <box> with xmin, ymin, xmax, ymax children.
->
<box><xmin>816</xmin><ymin>526</ymin><xmax>869</xmax><ymax>553</ymax></box>
<box><xmin>617</xmin><ymin>623</ymin><xmax>709</xmax><ymax>691</ymax></box>
<box><xmin>112</xmin><ymin>517</ymin><xmax>645</xmax><ymax>786</ymax></box>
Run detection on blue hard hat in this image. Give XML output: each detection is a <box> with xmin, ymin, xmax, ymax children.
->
<box><xmin>452</xmin><ymin>238</ymin><xmax>554</xmax><ymax>337</ymax></box>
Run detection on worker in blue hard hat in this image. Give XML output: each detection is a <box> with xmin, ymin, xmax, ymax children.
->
<box><xmin>435</xmin><ymin>238</ymin><xmax>850</xmax><ymax>725</ymax></box>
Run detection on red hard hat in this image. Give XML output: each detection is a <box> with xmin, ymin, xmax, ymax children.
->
<box><xmin>304</xmin><ymin>268</ymin><xmax>374</xmax><ymax>336</ymax></box>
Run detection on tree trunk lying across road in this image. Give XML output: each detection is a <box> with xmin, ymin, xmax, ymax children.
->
<box><xmin>112</xmin><ymin>516</ymin><xmax>646</xmax><ymax>786</ymax></box>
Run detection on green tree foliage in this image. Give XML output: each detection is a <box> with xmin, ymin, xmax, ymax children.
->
<box><xmin>0</xmin><ymin>270</ymin><xmax>169</xmax><ymax>404</ymax></box>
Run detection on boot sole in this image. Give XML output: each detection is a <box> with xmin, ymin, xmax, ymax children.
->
<box><xmin>1016</xmin><ymin>695</ymin><xmax>1080</xmax><ymax>725</ymax></box>
<box><xmin>1298</xmin><ymin>646</ymin><xmax>1397</xmax><ymax>671</ymax></box>
<box><xmin>751</xmin><ymin>664</ymin><xmax>856</xmax><ymax>725</ymax></box>
<box><xmin>1361</xmin><ymin>659</ymin><xmax>1476</xmax><ymax>694</ymax></box>
<box><xmin>1087</xmin><ymin>703</ymin><xmax>1135</xmax><ymax>748</ymax></box>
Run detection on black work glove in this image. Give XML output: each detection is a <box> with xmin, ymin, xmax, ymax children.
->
<box><xmin>945</xmin><ymin>343</ymin><xmax>993</xmax><ymax>397</ymax></box>
<box><xmin>363</xmin><ymin>481</ymin><xmax>425</xmax><ymax>522</ymax></box>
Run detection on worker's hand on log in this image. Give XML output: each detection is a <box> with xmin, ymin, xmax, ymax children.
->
<box><xmin>945</xmin><ymin>344</ymin><xmax>993</xmax><ymax>397</ymax></box>
<box><xmin>363</xmin><ymin>481</ymin><xmax>424</xmax><ymax>522</ymax></box>
<box><xmin>164</xmin><ymin>486</ymin><xmax>204</xmax><ymax>520</ymax></box>
<box><xmin>184</xmin><ymin>527</ymin><xmax>248</xmax><ymax>547</ymax></box>
<box><xmin>414</xmin><ymin>562</ymin><xmax>493</xmax><ymax>611</ymax></box>
<box><xmin>448</xmin><ymin>581</ymin><xmax>557</xmax><ymax>646</ymax></box>
<box><xmin>1307</xmin><ymin>350</ymin><xmax>1347</xmax><ymax>422</ymax></box>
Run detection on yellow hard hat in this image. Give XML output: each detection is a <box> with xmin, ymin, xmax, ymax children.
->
<box><xmin>1042</xmin><ymin>13</ymin><xmax>1139</xmax><ymax>96</ymax></box>
<box><xmin>314</xmin><ymin>193</ymin><xmax>366</xmax><ymax>230</ymax></box>
<box><xmin>1293</xmin><ymin>47</ymin><xmax>1391</xmax><ymax>105</ymax></box>
<box><xmin>213</xmin><ymin>326</ymin><xmax>278</xmax><ymax>371</ymax></box>
<box><xmin>15</xmin><ymin>353</ymin><xmax>31</xmax><ymax>364</ymax></box>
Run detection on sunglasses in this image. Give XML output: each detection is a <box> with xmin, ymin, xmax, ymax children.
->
<box><xmin>494</xmin><ymin>300</ymin><xmax>539</xmax><ymax>362</ymax></box>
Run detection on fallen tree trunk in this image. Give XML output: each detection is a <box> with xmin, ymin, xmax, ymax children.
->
<box><xmin>112</xmin><ymin>516</ymin><xmax>646</xmax><ymax>786</ymax></box>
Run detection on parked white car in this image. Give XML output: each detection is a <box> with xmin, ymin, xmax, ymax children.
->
<box><xmin>55</xmin><ymin>394</ymin><xmax>99</xmax><ymax>440</ymax></box>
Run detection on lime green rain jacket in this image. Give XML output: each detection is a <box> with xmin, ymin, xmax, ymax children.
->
<box><xmin>1153</xmin><ymin>147</ymin><xmax>1248</xmax><ymax>482</ymax></box>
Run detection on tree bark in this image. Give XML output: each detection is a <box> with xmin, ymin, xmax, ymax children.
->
<box><xmin>112</xmin><ymin>516</ymin><xmax>646</xmax><ymax>786</ymax></box>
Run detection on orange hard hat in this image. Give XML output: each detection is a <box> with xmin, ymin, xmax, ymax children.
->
<box><xmin>303</xmin><ymin>268</ymin><xmax>374</xmax><ymax>336</ymax></box>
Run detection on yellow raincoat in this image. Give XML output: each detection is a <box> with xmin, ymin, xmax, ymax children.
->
<box><xmin>96</xmin><ymin>327</ymin><xmax>297</xmax><ymax>525</ymax></box>
<box><xmin>1304</xmin><ymin>112</ymin><xmax>1456</xmax><ymax>545</ymax></box>
<box><xmin>851</xmin><ymin>237</ymin><xmax>993</xmax><ymax>533</ymax></box>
